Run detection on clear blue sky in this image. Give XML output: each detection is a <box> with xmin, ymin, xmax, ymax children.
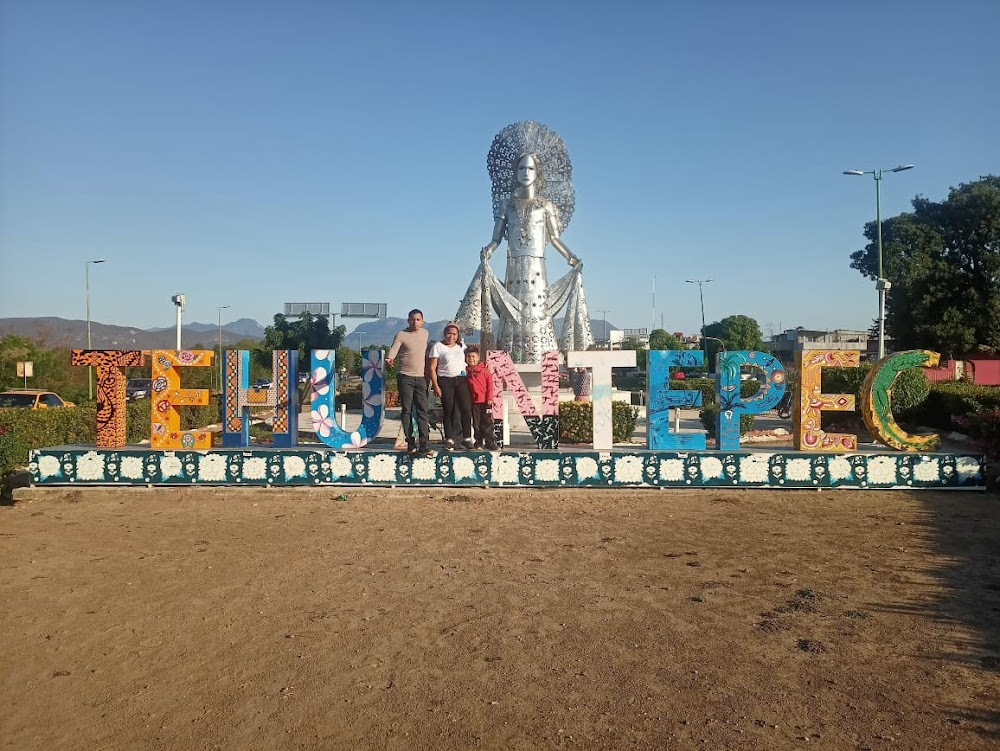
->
<box><xmin>1</xmin><ymin>0</ymin><xmax>996</xmax><ymax>340</ymax></box>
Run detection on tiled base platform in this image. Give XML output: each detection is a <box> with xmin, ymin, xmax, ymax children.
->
<box><xmin>29</xmin><ymin>446</ymin><xmax>986</xmax><ymax>490</ymax></box>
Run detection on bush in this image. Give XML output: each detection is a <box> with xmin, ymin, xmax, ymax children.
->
<box><xmin>181</xmin><ymin>400</ymin><xmax>221</xmax><ymax>431</ymax></box>
<box><xmin>0</xmin><ymin>406</ymin><xmax>97</xmax><ymax>476</ymax></box>
<box><xmin>823</xmin><ymin>363</ymin><xmax>929</xmax><ymax>416</ymax></box>
<box><xmin>0</xmin><ymin>399</ymin><xmax>227</xmax><ymax>476</ymax></box>
<box><xmin>906</xmin><ymin>380</ymin><xmax>1000</xmax><ymax>430</ymax></box>
<box><xmin>665</xmin><ymin>378</ymin><xmax>760</xmax><ymax>408</ymax></box>
<box><xmin>383</xmin><ymin>386</ymin><xmax>399</xmax><ymax>408</ymax></box>
<box><xmin>336</xmin><ymin>388</ymin><xmax>363</xmax><ymax>410</ymax></box>
<box><xmin>559</xmin><ymin>400</ymin><xmax>638</xmax><ymax>444</ymax></box>
<box><xmin>698</xmin><ymin>404</ymin><xmax>755</xmax><ymax>439</ymax></box>
<box><xmin>124</xmin><ymin>399</ymin><xmax>221</xmax><ymax>444</ymax></box>
<box><xmin>670</xmin><ymin>377</ymin><xmax>715</xmax><ymax>406</ymax></box>
<box><xmin>954</xmin><ymin>409</ymin><xmax>1000</xmax><ymax>460</ymax></box>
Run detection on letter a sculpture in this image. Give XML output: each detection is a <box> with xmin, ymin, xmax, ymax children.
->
<box><xmin>456</xmin><ymin>121</ymin><xmax>595</xmax><ymax>364</ymax></box>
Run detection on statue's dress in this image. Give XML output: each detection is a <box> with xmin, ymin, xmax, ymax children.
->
<box><xmin>499</xmin><ymin>197</ymin><xmax>558</xmax><ymax>359</ymax></box>
<box><xmin>456</xmin><ymin>197</ymin><xmax>594</xmax><ymax>364</ymax></box>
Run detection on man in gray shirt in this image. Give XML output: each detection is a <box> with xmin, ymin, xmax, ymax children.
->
<box><xmin>386</xmin><ymin>309</ymin><xmax>433</xmax><ymax>456</ymax></box>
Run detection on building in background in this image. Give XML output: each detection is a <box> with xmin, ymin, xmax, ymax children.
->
<box><xmin>769</xmin><ymin>328</ymin><xmax>872</xmax><ymax>365</ymax></box>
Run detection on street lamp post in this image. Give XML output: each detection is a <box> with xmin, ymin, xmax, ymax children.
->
<box><xmin>171</xmin><ymin>294</ymin><xmax>185</xmax><ymax>350</ymax></box>
<box><xmin>216</xmin><ymin>305</ymin><xmax>231</xmax><ymax>391</ymax></box>
<box><xmin>85</xmin><ymin>259</ymin><xmax>106</xmax><ymax>400</ymax></box>
<box><xmin>843</xmin><ymin>164</ymin><xmax>915</xmax><ymax>360</ymax></box>
<box><xmin>596</xmin><ymin>308</ymin><xmax>611</xmax><ymax>349</ymax></box>
<box><xmin>686</xmin><ymin>279</ymin><xmax>714</xmax><ymax>370</ymax></box>
<box><xmin>357</xmin><ymin>330</ymin><xmax>366</xmax><ymax>353</ymax></box>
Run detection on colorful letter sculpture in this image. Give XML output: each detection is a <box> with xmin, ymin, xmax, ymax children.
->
<box><xmin>567</xmin><ymin>350</ymin><xmax>637</xmax><ymax>450</ymax></box>
<box><xmin>646</xmin><ymin>350</ymin><xmax>706</xmax><ymax>450</ymax></box>
<box><xmin>488</xmin><ymin>351</ymin><xmax>560</xmax><ymax>448</ymax></box>
<box><xmin>70</xmin><ymin>350</ymin><xmax>146</xmax><ymax>448</ymax></box>
<box><xmin>310</xmin><ymin>349</ymin><xmax>385</xmax><ymax>449</ymax></box>
<box><xmin>60</xmin><ymin>343</ymin><xmax>966</xmax><ymax>474</ymax></box>
<box><xmin>862</xmin><ymin>350</ymin><xmax>941</xmax><ymax>451</ymax></box>
<box><xmin>794</xmin><ymin>350</ymin><xmax>859</xmax><ymax>451</ymax></box>
<box><xmin>222</xmin><ymin>349</ymin><xmax>299</xmax><ymax>448</ymax></box>
<box><xmin>715</xmin><ymin>351</ymin><xmax>787</xmax><ymax>451</ymax></box>
<box><xmin>150</xmin><ymin>349</ymin><xmax>214</xmax><ymax>449</ymax></box>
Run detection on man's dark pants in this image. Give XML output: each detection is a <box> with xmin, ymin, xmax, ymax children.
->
<box><xmin>397</xmin><ymin>374</ymin><xmax>429</xmax><ymax>448</ymax></box>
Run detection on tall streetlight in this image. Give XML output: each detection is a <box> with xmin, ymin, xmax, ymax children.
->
<box><xmin>596</xmin><ymin>308</ymin><xmax>611</xmax><ymax>349</ymax></box>
<box><xmin>357</xmin><ymin>330</ymin><xmax>366</xmax><ymax>353</ymax></box>
<box><xmin>85</xmin><ymin>259</ymin><xmax>106</xmax><ymax>400</ymax></box>
<box><xmin>216</xmin><ymin>305</ymin><xmax>231</xmax><ymax>391</ymax></box>
<box><xmin>843</xmin><ymin>164</ymin><xmax>915</xmax><ymax>360</ymax></box>
<box><xmin>171</xmin><ymin>294</ymin><xmax>185</xmax><ymax>349</ymax></box>
<box><xmin>686</xmin><ymin>279</ymin><xmax>713</xmax><ymax>371</ymax></box>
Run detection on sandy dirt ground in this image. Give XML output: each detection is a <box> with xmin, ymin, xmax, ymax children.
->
<box><xmin>2</xmin><ymin>485</ymin><xmax>999</xmax><ymax>750</ymax></box>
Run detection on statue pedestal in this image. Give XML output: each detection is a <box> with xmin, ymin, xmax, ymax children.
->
<box><xmin>514</xmin><ymin>363</ymin><xmax>543</xmax><ymax>391</ymax></box>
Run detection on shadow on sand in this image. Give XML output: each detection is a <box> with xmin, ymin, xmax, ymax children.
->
<box><xmin>879</xmin><ymin>491</ymin><xmax>1000</xmax><ymax>742</ymax></box>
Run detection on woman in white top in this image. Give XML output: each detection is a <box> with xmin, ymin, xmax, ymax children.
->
<box><xmin>428</xmin><ymin>322</ymin><xmax>472</xmax><ymax>450</ymax></box>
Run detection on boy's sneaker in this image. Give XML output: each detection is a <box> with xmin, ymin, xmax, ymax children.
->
<box><xmin>443</xmin><ymin>439</ymin><xmax>455</xmax><ymax>451</ymax></box>
<box><xmin>418</xmin><ymin>445</ymin><xmax>436</xmax><ymax>458</ymax></box>
<box><xmin>485</xmin><ymin>442</ymin><xmax>499</xmax><ymax>451</ymax></box>
<box><xmin>462</xmin><ymin>438</ymin><xmax>475</xmax><ymax>450</ymax></box>
<box><xmin>405</xmin><ymin>441</ymin><xmax>418</xmax><ymax>455</ymax></box>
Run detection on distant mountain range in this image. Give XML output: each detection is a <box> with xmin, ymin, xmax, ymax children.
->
<box><xmin>0</xmin><ymin>316</ymin><xmax>617</xmax><ymax>350</ymax></box>
<box><xmin>0</xmin><ymin>317</ymin><xmax>267</xmax><ymax>349</ymax></box>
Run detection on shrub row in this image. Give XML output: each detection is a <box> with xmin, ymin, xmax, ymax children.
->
<box><xmin>0</xmin><ymin>399</ymin><xmax>223</xmax><ymax>476</ymax></box>
<box><xmin>955</xmin><ymin>409</ymin><xmax>1000</xmax><ymax>460</ymax></box>
<box><xmin>666</xmin><ymin>378</ymin><xmax>761</xmax><ymax>408</ymax></box>
<box><xmin>906</xmin><ymin>380</ymin><xmax>1000</xmax><ymax>430</ymax></box>
<box><xmin>0</xmin><ymin>406</ymin><xmax>97</xmax><ymax>476</ymax></box>
<box><xmin>336</xmin><ymin>389</ymin><xmax>364</xmax><ymax>410</ymax></box>
<box><xmin>559</xmin><ymin>400</ymin><xmax>638</xmax><ymax>444</ymax></box>
<box><xmin>822</xmin><ymin>364</ymin><xmax>929</xmax><ymax>416</ymax></box>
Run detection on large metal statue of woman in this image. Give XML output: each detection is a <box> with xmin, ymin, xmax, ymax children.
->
<box><xmin>455</xmin><ymin>121</ymin><xmax>595</xmax><ymax>364</ymax></box>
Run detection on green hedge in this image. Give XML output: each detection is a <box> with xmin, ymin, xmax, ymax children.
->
<box><xmin>906</xmin><ymin>380</ymin><xmax>1000</xmax><ymax>430</ymax></box>
<box><xmin>336</xmin><ymin>388</ymin><xmax>364</xmax><ymax>410</ymax></box>
<box><xmin>822</xmin><ymin>363</ymin><xmax>929</xmax><ymax>416</ymax></box>
<box><xmin>955</xmin><ymin>409</ymin><xmax>1000</xmax><ymax>460</ymax></box>
<box><xmin>698</xmin><ymin>405</ymin><xmax>755</xmax><ymax>439</ymax></box>
<box><xmin>0</xmin><ymin>406</ymin><xmax>97</xmax><ymax>476</ymax></box>
<box><xmin>666</xmin><ymin>378</ymin><xmax>760</xmax><ymax>408</ymax></box>
<box><xmin>0</xmin><ymin>399</ymin><xmax>223</xmax><ymax>476</ymax></box>
<box><xmin>125</xmin><ymin>399</ymin><xmax>221</xmax><ymax>441</ymax></box>
<box><xmin>559</xmin><ymin>400</ymin><xmax>638</xmax><ymax>444</ymax></box>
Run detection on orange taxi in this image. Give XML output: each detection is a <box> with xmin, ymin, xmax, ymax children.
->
<box><xmin>0</xmin><ymin>390</ymin><xmax>76</xmax><ymax>409</ymax></box>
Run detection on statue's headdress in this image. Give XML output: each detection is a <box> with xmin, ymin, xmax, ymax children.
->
<box><xmin>487</xmin><ymin>121</ymin><xmax>575</xmax><ymax>230</ymax></box>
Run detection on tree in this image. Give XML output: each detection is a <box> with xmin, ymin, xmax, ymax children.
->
<box><xmin>702</xmin><ymin>315</ymin><xmax>764</xmax><ymax>371</ymax></box>
<box><xmin>0</xmin><ymin>335</ymin><xmax>88</xmax><ymax>402</ymax></box>
<box><xmin>336</xmin><ymin>346</ymin><xmax>361</xmax><ymax>376</ymax></box>
<box><xmin>260</xmin><ymin>313</ymin><xmax>346</xmax><ymax>374</ymax></box>
<box><xmin>850</xmin><ymin>175</ymin><xmax>1000</xmax><ymax>356</ymax></box>
<box><xmin>648</xmin><ymin>329</ymin><xmax>685</xmax><ymax>351</ymax></box>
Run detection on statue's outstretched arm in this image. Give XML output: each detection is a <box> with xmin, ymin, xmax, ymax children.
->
<box><xmin>551</xmin><ymin>237</ymin><xmax>581</xmax><ymax>268</ymax></box>
<box><xmin>481</xmin><ymin>216</ymin><xmax>506</xmax><ymax>261</ymax></box>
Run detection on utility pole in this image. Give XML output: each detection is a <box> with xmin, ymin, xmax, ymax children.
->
<box><xmin>597</xmin><ymin>308</ymin><xmax>612</xmax><ymax>349</ymax></box>
<box><xmin>685</xmin><ymin>279</ymin><xmax>714</xmax><ymax>370</ymax></box>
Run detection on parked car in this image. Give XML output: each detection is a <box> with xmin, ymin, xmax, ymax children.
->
<box><xmin>0</xmin><ymin>389</ymin><xmax>76</xmax><ymax>409</ymax></box>
<box><xmin>252</xmin><ymin>378</ymin><xmax>273</xmax><ymax>390</ymax></box>
<box><xmin>126</xmin><ymin>378</ymin><xmax>153</xmax><ymax>401</ymax></box>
